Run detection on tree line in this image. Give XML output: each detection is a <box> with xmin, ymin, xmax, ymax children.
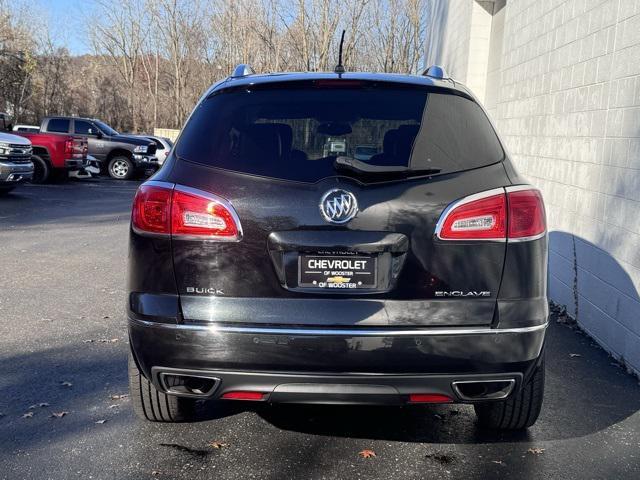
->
<box><xmin>0</xmin><ymin>0</ymin><xmax>427</xmax><ymax>133</ymax></box>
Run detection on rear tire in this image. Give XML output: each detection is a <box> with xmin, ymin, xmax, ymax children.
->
<box><xmin>474</xmin><ymin>354</ymin><xmax>545</xmax><ymax>430</ymax></box>
<box><xmin>108</xmin><ymin>156</ymin><xmax>134</xmax><ymax>180</ymax></box>
<box><xmin>30</xmin><ymin>155</ymin><xmax>50</xmax><ymax>183</ymax></box>
<box><xmin>128</xmin><ymin>351</ymin><xmax>195</xmax><ymax>422</ymax></box>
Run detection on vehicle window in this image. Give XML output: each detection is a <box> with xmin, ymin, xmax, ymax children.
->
<box><xmin>75</xmin><ymin>120</ymin><xmax>97</xmax><ymax>135</ymax></box>
<box><xmin>176</xmin><ymin>85</ymin><xmax>504</xmax><ymax>182</ymax></box>
<box><xmin>150</xmin><ymin>138</ymin><xmax>164</xmax><ymax>150</ymax></box>
<box><xmin>47</xmin><ymin>119</ymin><xmax>70</xmax><ymax>133</ymax></box>
<box><xmin>94</xmin><ymin>120</ymin><xmax>118</xmax><ymax>136</ymax></box>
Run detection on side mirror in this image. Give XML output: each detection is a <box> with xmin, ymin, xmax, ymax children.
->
<box><xmin>96</xmin><ymin>131</ymin><xmax>103</xmax><ymax>139</ymax></box>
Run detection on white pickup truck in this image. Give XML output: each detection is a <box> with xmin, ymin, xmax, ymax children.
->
<box><xmin>0</xmin><ymin>121</ymin><xmax>34</xmax><ymax>195</ymax></box>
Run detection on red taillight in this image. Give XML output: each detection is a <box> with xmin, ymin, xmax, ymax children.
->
<box><xmin>64</xmin><ymin>138</ymin><xmax>74</xmax><ymax>154</ymax></box>
<box><xmin>437</xmin><ymin>186</ymin><xmax>546</xmax><ymax>241</ymax></box>
<box><xmin>408</xmin><ymin>394</ymin><xmax>453</xmax><ymax>404</ymax></box>
<box><xmin>507</xmin><ymin>189</ymin><xmax>546</xmax><ymax>239</ymax></box>
<box><xmin>131</xmin><ymin>185</ymin><xmax>172</xmax><ymax>234</ymax></box>
<box><xmin>131</xmin><ymin>183</ymin><xmax>241</xmax><ymax>240</ymax></box>
<box><xmin>438</xmin><ymin>191</ymin><xmax>507</xmax><ymax>240</ymax></box>
<box><xmin>221</xmin><ymin>391</ymin><xmax>265</xmax><ymax>401</ymax></box>
<box><xmin>171</xmin><ymin>189</ymin><xmax>239</xmax><ymax>238</ymax></box>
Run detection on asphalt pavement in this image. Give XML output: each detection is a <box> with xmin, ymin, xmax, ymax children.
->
<box><xmin>1</xmin><ymin>179</ymin><xmax>639</xmax><ymax>479</ymax></box>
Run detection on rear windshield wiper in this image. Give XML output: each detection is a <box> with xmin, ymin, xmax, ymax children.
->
<box><xmin>334</xmin><ymin>156</ymin><xmax>441</xmax><ymax>178</ymax></box>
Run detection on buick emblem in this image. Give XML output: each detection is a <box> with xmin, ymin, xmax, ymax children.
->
<box><xmin>319</xmin><ymin>189</ymin><xmax>358</xmax><ymax>224</ymax></box>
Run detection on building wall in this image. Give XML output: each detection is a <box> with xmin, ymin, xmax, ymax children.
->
<box><xmin>426</xmin><ymin>0</ymin><xmax>640</xmax><ymax>374</ymax></box>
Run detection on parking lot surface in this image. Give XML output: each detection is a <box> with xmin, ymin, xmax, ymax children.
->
<box><xmin>1</xmin><ymin>179</ymin><xmax>639</xmax><ymax>479</ymax></box>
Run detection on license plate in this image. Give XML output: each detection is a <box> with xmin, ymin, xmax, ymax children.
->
<box><xmin>298</xmin><ymin>255</ymin><xmax>377</xmax><ymax>289</ymax></box>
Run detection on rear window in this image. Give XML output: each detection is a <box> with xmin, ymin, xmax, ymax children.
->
<box><xmin>176</xmin><ymin>85</ymin><xmax>503</xmax><ymax>182</ymax></box>
<box><xmin>47</xmin><ymin>118</ymin><xmax>70</xmax><ymax>133</ymax></box>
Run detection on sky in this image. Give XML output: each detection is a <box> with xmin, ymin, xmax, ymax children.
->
<box><xmin>31</xmin><ymin>0</ymin><xmax>98</xmax><ymax>55</ymax></box>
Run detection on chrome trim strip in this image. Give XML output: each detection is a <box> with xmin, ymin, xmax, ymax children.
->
<box><xmin>143</xmin><ymin>179</ymin><xmax>175</xmax><ymax>190</ymax></box>
<box><xmin>129</xmin><ymin>318</ymin><xmax>548</xmax><ymax>336</ymax></box>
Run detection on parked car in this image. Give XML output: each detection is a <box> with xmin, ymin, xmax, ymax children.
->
<box><xmin>39</xmin><ymin>117</ymin><xmax>158</xmax><ymax>180</ymax></box>
<box><xmin>0</xmin><ymin>117</ymin><xmax>34</xmax><ymax>195</ymax></box>
<box><xmin>127</xmin><ymin>66</ymin><xmax>548</xmax><ymax>430</ymax></box>
<box><xmin>12</xmin><ymin>130</ymin><xmax>88</xmax><ymax>184</ymax></box>
<box><xmin>144</xmin><ymin>135</ymin><xmax>173</xmax><ymax>165</ymax></box>
<box><xmin>12</xmin><ymin>124</ymin><xmax>40</xmax><ymax>133</ymax></box>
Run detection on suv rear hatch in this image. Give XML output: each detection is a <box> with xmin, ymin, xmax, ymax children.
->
<box><xmin>168</xmin><ymin>79</ymin><xmax>510</xmax><ymax>328</ymax></box>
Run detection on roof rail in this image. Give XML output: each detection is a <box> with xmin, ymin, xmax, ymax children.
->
<box><xmin>422</xmin><ymin>65</ymin><xmax>448</xmax><ymax>80</ymax></box>
<box><xmin>231</xmin><ymin>64</ymin><xmax>255</xmax><ymax>78</ymax></box>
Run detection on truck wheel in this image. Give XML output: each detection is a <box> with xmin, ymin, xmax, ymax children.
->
<box><xmin>474</xmin><ymin>354</ymin><xmax>545</xmax><ymax>430</ymax></box>
<box><xmin>108</xmin><ymin>156</ymin><xmax>134</xmax><ymax>180</ymax></box>
<box><xmin>128</xmin><ymin>351</ymin><xmax>195</xmax><ymax>422</ymax></box>
<box><xmin>31</xmin><ymin>155</ymin><xmax>50</xmax><ymax>184</ymax></box>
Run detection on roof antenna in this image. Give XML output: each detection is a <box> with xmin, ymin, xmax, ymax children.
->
<box><xmin>334</xmin><ymin>30</ymin><xmax>346</xmax><ymax>74</ymax></box>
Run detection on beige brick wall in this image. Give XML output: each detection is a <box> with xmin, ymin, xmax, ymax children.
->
<box><xmin>426</xmin><ymin>0</ymin><xmax>640</xmax><ymax>374</ymax></box>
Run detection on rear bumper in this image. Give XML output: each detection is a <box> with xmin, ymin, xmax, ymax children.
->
<box><xmin>129</xmin><ymin>317</ymin><xmax>547</xmax><ymax>404</ymax></box>
<box><xmin>133</xmin><ymin>155</ymin><xmax>159</xmax><ymax>169</ymax></box>
<box><xmin>64</xmin><ymin>157</ymin><xmax>89</xmax><ymax>171</ymax></box>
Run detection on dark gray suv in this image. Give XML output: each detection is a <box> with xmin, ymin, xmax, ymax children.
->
<box><xmin>126</xmin><ymin>66</ymin><xmax>548</xmax><ymax>430</ymax></box>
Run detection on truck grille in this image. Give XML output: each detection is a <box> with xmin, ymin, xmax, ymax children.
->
<box><xmin>0</xmin><ymin>144</ymin><xmax>32</xmax><ymax>162</ymax></box>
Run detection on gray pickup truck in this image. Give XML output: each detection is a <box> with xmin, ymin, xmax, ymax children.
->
<box><xmin>40</xmin><ymin>117</ymin><xmax>159</xmax><ymax>180</ymax></box>
<box><xmin>0</xmin><ymin>119</ymin><xmax>34</xmax><ymax>195</ymax></box>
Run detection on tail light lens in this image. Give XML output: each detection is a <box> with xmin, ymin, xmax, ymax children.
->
<box><xmin>131</xmin><ymin>185</ymin><xmax>172</xmax><ymax>234</ymax></box>
<box><xmin>437</xmin><ymin>186</ymin><xmax>546</xmax><ymax>241</ymax></box>
<box><xmin>131</xmin><ymin>183</ymin><xmax>242</xmax><ymax>240</ymax></box>
<box><xmin>64</xmin><ymin>139</ymin><xmax>74</xmax><ymax>154</ymax></box>
<box><xmin>507</xmin><ymin>189</ymin><xmax>546</xmax><ymax>239</ymax></box>
<box><xmin>172</xmin><ymin>188</ymin><xmax>239</xmax><ymax>238</ymax></box>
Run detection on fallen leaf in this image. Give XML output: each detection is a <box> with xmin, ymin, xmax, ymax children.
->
<box><xmin>151</xmin><ymin>471</ymin><xmax>161</xmax><ymax>477</ymax></box>
<box><xmin>433</xmin><ymin>414</ymin><xmax>443</xmax><ymax>420</ymax></box>
<box><xmin>95</xmin><ymin>419</ymin><xmax>107</xmax><ymax>424</ymax></box>
<box><xmin>108</xmin><ymin>404</ymin><xmax>119</xmax><ymax>409</ymax></box>
<box><xmin>61</xmin><ymin>381</ymin><xmax>73</xmax><ymax>387</ymax></box>
<box><xmin>527</xmin><ymin>448</ymin><xmax>545</xmax><ymax>455</ymax></box>
<box><xmin>83</xmin><ymin>339</ymin><xmax>95</xmax><ymax>343</ymax></box>
<box><xmin>110</xmin><ymin>394</ymin><xmax>129</xmax><ymax>400</ymax></box>
<box><xmin>358</xmin><ymin>449</ymin><xmax>376</xmax><ymax>459</ymax></box>
<box><xmin>569</xmin><ymin>353</ymin><xmax>581</xmax><ymax>358</ymax></box>
<box><xmin>51</xmin><ymin>411</ymin><xmax>68</xmax><ymax>418</ymax></box>
<box><xmin>39</xmin><ymin>402</ymin><xmax>50</xmax><ymax>407</ymax></box>
<box><xmin>97</xmin><ymin>338</ymin><xmax>119</xmax><ymax>343</ymax></box>
<box><xmin>103</xmin><ymin>315</ymin><xmax>110</xmax><ymax>319</ymax></box>
<box><xmin>492</xmin><ymin>460</ymin><xmax>506</xmax><ymax>466</ymax></box>
<box><xmin>208</xmin><ymin>441</ymin><xmax>229</xmax><ymax>449</ymax></box>
<box><xmin>22</xmin><ymin>412</ymin><xmax>34</xmax><ymax>419</ymax></box>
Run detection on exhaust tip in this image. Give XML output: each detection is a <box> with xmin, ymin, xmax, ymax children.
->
<box><xmin>159</xmin><ymin>372</ymin><xmax>220</xmax><ymax>398</ymax></box>
<box><xmin>452</xmin><ymin>379</ymin><xmax>515</xmax><ymax>401</ymax></box>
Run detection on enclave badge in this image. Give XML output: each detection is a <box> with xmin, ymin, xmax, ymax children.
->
<box><xmin>319</xmin><ymin>189</ymin><xmax>358</xmax><ymax>224</ymax></box>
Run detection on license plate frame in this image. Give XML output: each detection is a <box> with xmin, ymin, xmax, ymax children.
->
<box><xmin>298</xmin><ymin>254</ymin><xmax>378</xmax><ymax>290</ymax></box>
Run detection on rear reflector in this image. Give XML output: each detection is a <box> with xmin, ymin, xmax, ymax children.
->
<box><xmin>408</xmin><ymin>394</ymin><xmax>453</xmax><ymax>404</ymax></box>
<box><xmin>436</xmin><ymin>186</ymin><xmax>546</xmax><ymax>241</ymax></box>
<box><xmin>131</xmin><ymin>182</ymin><xmax>242</xmax><ymax>240</ymax></box>
<box><xmin>221</xmin><ymin>391</ymin><xmax>266</xmax><ymax>401</ymax></box>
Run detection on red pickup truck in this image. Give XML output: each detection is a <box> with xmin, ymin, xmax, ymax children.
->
<box><xmin>1</xmin><ymin>113</ymin><xmax>88</xmax><ymax>183</ymax></box>
<box><xmin>15</xmin><ymin>131</ymin><xmax>88</xmax><ymax>183</ymax></box>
